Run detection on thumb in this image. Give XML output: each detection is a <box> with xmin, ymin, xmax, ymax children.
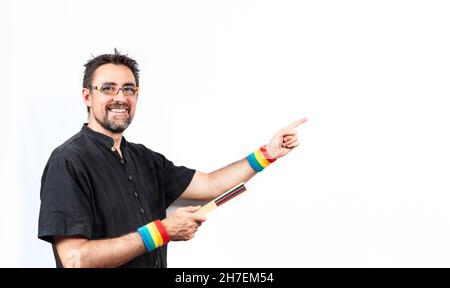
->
<box><xmin>193</xmin><ymin>213</ymin><xmax>207</xmax><ymax>223</ymax></box>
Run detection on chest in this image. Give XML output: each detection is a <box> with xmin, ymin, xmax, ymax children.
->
<box><xmin>82</xmin><ymin>150</ymin><xmax>166</xmax><ymax>237</ymax></box>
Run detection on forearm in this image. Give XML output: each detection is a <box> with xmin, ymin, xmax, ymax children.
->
<box><xmin>182</xmin><ymin>155</ymin><xmax>264</xmax><ymax>201</ymax></box>
<box><xmin>208</xmin><ymin>157</ymin><xmax>257</xmax><ymax>197</ymax></box>
<box><xmin>181</xmin><ymin>117</ymin><xmax>306</xmax><ymax>201</ymax></box>
<box><xmin>57</xmin><ymin>232</ymin><xmax>146</xmax><ymax>268</ymax></box>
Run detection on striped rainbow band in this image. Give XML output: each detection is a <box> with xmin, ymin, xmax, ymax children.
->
<box><xmin>247</xmin><ymin>145</ymin><xmax>277</xmax><ymax>172</ymax></box>
<box><xmin>214</xmin><ymin>183</ymin><xmax>247</xmax><ymax>207</ymax></box>
<box><xmin>138</xmin><ymin>219</ymin><xmax>170</xmax><ymax>253</ymax></box>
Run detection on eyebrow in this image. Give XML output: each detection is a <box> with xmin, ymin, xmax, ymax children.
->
<box><xmin>101</xmin><ymin>82</ymin><xmax>136</xmax><ymax>87</ymax></box>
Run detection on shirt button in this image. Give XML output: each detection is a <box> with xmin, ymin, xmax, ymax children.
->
<box><xmin>128</xmin><ymin>175</ymin><xmax>133</xmax><ymax>181</ymax></box>
<box><xmin>134</xmin><ymin>192</ymin><xmax>138</xmax><ymax>198</ymax></box>
<box><xmin>120</xmin><ymin>160</ymin><xmax>125</xmax><ymax>165</ymax></box>
<box><xmin>139</xmin><ymin>208</ymin><xmax>144</xmax><ymax>214</ymax></box>
<box><xmin>111</xmin><ymin>147</ymin><xmax>116</xmax><ymax>152</ymax></box>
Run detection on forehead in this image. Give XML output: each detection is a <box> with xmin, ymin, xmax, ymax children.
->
<box><xmin>92</xmin><ymin>63</ymin><xmax>136</xmax><ymax>85</ymax></box>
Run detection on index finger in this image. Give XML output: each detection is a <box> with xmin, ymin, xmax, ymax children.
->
<box><xmin>286</xmin><ymin>117</ymin><xmax>308</xmax><ymax>129</ymax></box>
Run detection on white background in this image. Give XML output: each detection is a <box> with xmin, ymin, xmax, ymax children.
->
<box><xmin>1</xmin><ymin>0</ymin><xmax>450</xmax><ymax>267</ymax></box>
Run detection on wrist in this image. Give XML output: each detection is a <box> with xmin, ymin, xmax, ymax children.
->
<box><xmin>264</xmin><ymin>144</ymin><xmax>277</xmax><ymax>160</ymax></box>
<box><xmin>161</xmin><ymin>219</ymin><xmax>174</xmax><ymax>240</ymax></box>
<box><xmin>137</xmin><ymin>219</ymin><xmax>170</xmax><ymax>253</ymax></box>
<box><xmin>247</xmin><ymin>145</ymin><xmax>276</xmax><ymax>172</ymax></box>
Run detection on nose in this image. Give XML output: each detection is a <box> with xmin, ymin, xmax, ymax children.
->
<box><xmin>113</xmin><ymin>88</ymin><xmax>127</xmax><ymax>101</ymax></box>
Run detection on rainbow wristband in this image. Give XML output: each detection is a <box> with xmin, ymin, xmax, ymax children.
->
<box><xmin>247</xmin><ymin>145</ymin><xmax>277</xmax><ymax>172</ymax></box>
<box><xmin>138</xmin><ymin>219</ymin><xmax>170</xmax><ymax>253</ymax></box>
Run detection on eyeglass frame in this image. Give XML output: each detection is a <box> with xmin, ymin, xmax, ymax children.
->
<box><xmin>88</xmin><ymin>83</ymin><xmax>140</xmax><ymax>96</ymax></box>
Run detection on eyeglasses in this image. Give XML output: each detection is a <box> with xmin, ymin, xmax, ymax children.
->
<box><xmin>89</xmin><ymin>84</ymin><xmax>140</xmax><ymax>96</ymax></box>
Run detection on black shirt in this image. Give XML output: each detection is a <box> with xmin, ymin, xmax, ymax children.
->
<box><xmin>38</xmin><ymin>124</ymin><xmax>196</xmax><ymax>268</ymax></box>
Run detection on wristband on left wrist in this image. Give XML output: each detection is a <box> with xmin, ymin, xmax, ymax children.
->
<box><xmin>247</xmin><ymin>145</ymin><xmax>276</xmax><ymax>172</ymax></box>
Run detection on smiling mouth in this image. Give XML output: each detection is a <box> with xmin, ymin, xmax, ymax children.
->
<box><xmin>108</xmin><ymin>108</ymin><xmax>128</xmax><ymax>113</ymax></box>
<box><xmin>107</xmin><ymin>103</ymin><xmax>130</xmax><ymax>113</ymax></box>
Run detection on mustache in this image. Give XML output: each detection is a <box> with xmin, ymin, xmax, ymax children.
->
<box><xmin>106</xmin><ymin>102</ymin><xmax>130</xmax><ymax>110</ymax></box>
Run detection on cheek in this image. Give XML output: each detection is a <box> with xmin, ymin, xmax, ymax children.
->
<box><xmin>92</xmin><ymin>100</ymin><xmax>108</xmax><ymax>114</ymax></box>
<box><xmin>129</xmin><ymin>100</ymin><xmax>137</xmax><ymax>113</ymax></box>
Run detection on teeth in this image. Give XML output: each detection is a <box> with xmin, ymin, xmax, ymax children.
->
<box><xmin>109</xmin><ymin>108</ymin><xmax>127</xmax><ymax>112</ymax></box>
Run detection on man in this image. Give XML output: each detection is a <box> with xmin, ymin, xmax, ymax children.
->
<box><xmin>38</xmin><ymin>49</ymin><xmax>307</xmax><ymax>268</ymax></box>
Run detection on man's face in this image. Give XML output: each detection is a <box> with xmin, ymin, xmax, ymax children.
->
<box><xmin>83</xmin><ymin>64</ymin><xmax>138</xmax><ymax>134</ymax></box>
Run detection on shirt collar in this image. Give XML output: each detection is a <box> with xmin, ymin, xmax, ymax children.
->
<box><xmin>81</xmin><ymin>123</ymin><xmax>128</xmax><ymax>150</ymax></box>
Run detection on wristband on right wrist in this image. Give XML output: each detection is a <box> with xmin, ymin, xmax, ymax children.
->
<box><xmin>137</xmin><ymin>219</ymin><xmax>170</xmax><ymax>253</ymax></box>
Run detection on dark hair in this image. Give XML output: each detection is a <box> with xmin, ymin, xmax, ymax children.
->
<box><xmin>83</xmin><ymin>48</ymin><xmax>140</xmax><ymax>113</ymax></box>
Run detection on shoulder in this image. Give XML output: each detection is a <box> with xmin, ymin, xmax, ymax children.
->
<box><xmin>46</xmin><ymin>130</ymin><xmax>91</xmax><ymax>166</ymax></box>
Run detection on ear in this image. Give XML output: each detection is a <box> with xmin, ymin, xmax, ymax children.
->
<box><xmin>82</xmin><ymin>88</ymin><xmax>93</xmax><ymax>110</ymax></box>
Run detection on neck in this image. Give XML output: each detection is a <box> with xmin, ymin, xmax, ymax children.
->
<box><xmin>87</xmin><ymin>118</ymin><xmax>123</xmax><ymax>151</ymax></box>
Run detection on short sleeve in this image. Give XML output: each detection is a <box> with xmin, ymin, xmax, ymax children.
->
<box><xmin>38</xmin><ymin>156</ymin><xmax>94</xmax><ymax>244</ymax></box>
<box><xmin>152</xmin><ymin>152</ymin><xmax>196</xmax><ymax>208</ymax></box>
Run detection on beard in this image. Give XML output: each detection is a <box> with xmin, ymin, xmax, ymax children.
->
<box><xmin>94</xmin><ymin>103</ymin><xmax>133</xmax><ymax>134</ymax></box>
<box><xmin>102</xmin><ymin>114</ymin><xmax>131</xmax><ymax>133</ymax></box>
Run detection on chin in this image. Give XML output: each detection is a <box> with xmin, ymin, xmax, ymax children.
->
<box><xmin>103</xmin><ymin>117</ymin><xmax>133</xmax><ymax>133</ymax></box>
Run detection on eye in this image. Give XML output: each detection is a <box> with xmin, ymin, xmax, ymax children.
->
<box><xmin>123</xmin><ymin>86</ymin><xmax>137</xmax><ymax>95</ymax></box>
<box><xmin>100</xmin><ymin>85</ymin><xmax>117</xmax><ymax>94</ymax></box>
